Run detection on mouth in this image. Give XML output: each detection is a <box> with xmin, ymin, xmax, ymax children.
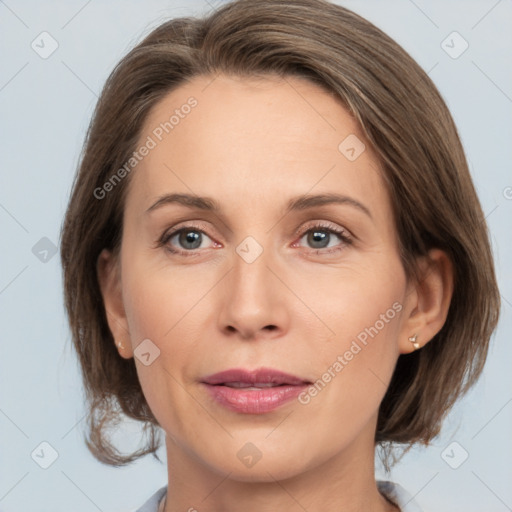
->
<box><xmin>220</xmin><ymin>382</ymin><xmax>291</xmax><ymax>389</ymax></box>
<box><xmin>201</xmin><ymin>368</ymin><xmax>312</xmax><ymax>414</ymax></box>
<box><xmin>202</xmin><ymin>367</ymin><xmax>311</xmax><ymax>386</ymax></box>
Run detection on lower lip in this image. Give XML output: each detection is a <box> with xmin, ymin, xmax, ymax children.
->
<box><xmin>202</xmin><ymin>383</ymin><xmax>308</xmax><ymax>414</ymax></box>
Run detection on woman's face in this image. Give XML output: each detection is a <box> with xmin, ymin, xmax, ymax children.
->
<box><xmin>108</xmin><ymin>73</ymin><xmax>415</xmax><ymax>480</ymax></box>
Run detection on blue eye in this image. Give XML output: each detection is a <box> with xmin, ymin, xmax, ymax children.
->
<box><xmin>172</xmin><ymin>229</ymin><xmax>206</xmax><ymax>250</ymax></box>
<box><xmin>156</xmin><ymin>221</ymin><xmax>352</xmax><ymax>257</ymax></box>
<box><xmin>160</xmin><ymin>227</ymin><xmax>214</xmax><ymax>256</ymax></box>
<box><xmin>297</xmin><ymin>223</ymin><xmax>352</xmax><ymax>254</ymax></box>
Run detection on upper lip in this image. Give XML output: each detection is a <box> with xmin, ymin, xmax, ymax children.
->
<box><xmin>201</xmin><ymin>367</ymin><xmax>311</xmax><ymax>386</ymax></box>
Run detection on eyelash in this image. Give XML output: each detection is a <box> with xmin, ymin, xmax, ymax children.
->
<box><xmin>155</xmin><ymin>221</ymin><xmax>353</xmax><ymax>257</ymax></box>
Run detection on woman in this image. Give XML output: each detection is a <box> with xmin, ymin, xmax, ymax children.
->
<box><xmin>60</xmin><ymin>0</ymin><xmax>500</xmax><ymax>510</ymax></box>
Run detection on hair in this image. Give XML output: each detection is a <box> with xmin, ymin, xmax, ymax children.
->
<box><xmin>60</xmin><ymin>0</ymin><xmax>500</xmax><ymax>468</ymax></box>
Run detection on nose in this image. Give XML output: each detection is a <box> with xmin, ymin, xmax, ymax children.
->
<box><xmin>217</xmin><ymin>242</ymin><xmax>289</xmax><ymax>341</ymax></box>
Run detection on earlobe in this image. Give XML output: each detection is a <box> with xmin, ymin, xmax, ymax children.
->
<box><xmin>96</xmin><ymin>248</ymin><xmax>133</xmax><ymax>358</ymax></box>
<box><xmin>399</xmin><ymin>249</ymin><xmax>454</xmax><ymax>354</ymax></box>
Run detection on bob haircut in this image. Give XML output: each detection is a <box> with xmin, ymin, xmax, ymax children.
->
<box><xmin>60</xmin><ymin>0</ymin><xmax>500</xmax><ymax>467</ymax></box>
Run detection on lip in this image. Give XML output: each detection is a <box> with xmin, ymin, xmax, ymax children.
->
<box><xmin>201</xmin><ymin>367</ymin><xmax>311</xmax><ymax>414</ymax></box>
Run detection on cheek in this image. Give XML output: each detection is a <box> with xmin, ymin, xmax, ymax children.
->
<box><xmin>301</xmin><ymin>254</ymin><xmax>405</xmax><ymax>348</ymax></box>
<box><xmin>292</xmin><ymin>316</ymin><xmax>402</xmax><ymax>462</ymax></box>
<box><xmin>120</xmin><ymin>261</ymin><xmax>207</xmax><ymax>431</ymax></box>
<box><xmin>119</xmin><ymin>245</ymin><xmax>226</xmax><ymax>390</ymax></box>
<box><xmin>121</xmin><ymin>249</ymin><xmax>211</xmax><ymax>343</ymax></box>
<box><xmin>297</xmin><ymin>257</ymin><xmax>405</xmax><ymax>411</ymax></box>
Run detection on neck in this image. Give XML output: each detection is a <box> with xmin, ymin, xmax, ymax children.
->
<box><xmin>162</xmin><ymin>418</ymin><xmax>399</xmax><ymax>512</ymax></box>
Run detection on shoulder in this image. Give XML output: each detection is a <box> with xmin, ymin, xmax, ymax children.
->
<box><xmin>377</xmin><ymin>480</ymin><xmax>426</xmax><ymax>512</ymax></box>
<box><xmin>131</xmin><ymin>485</ymin><xmax>167</xmax><ymax>512</ymax></box>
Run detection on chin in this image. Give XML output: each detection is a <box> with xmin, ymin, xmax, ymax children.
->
<box><xmin>199</xmin><ymin>439</ymin><xmax>315</xmax><ymax>483</ymax></box>
<box><xmin>215</xmin><ymin>459</ymin><xmax>306</xmax><ymax>483</ymax></box>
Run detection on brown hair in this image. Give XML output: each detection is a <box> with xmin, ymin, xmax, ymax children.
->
<box><xmin>60</xmin><ymin>0</ymin><xmax>500</xmax><ymax>467</ymax></box>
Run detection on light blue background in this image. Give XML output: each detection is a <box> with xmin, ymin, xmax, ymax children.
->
<box><xmin>1</xmin><ymin>1</ymin><xmax>511</xmax><ymax>511</ymax></box>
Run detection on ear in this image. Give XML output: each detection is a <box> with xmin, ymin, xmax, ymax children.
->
<box><xmin>399</xmin><ymin>248</ymin><xmax>454</xmax><ymax>354</ymax></box>
<box><xmin>97</xmin><ymin>248</ymin><xmax>133</xmax><ymax>358</ymax></box>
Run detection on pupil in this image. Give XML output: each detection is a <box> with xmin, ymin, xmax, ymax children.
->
<box><xmin>180</xmin><ymin>230</ymin><xmax>201</xmax><ymax>249</ymax></box>
<box><xmin>309</xmin><ymin>230</ymin><xmax>328</xmax><ymax>248</ymax></box>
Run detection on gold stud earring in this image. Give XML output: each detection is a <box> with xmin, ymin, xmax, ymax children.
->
<box><xmin>408</xmin><ymin>334</ymin><xmax>420</xmax><ymax>350</ymax></box>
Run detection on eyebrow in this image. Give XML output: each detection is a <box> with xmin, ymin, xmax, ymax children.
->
<box><xmin>145</xmin><ymin>192</ymin><xmax>372</xmax><ymax>219</ymax></box>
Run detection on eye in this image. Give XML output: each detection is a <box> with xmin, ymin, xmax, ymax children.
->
<box><xmin>157</xmin><ymin>224</ymin><xmax>219</xmax><ymax>256</ymax></box>
<box><xmin>155</xmin><ymin>220</ymin><xmax>352</xmax><ymax>257</ymax></box>
<box><xmin>295</xmin><ymin>222</ymin><xmax>352</xmax><ymax>255</ymax></box>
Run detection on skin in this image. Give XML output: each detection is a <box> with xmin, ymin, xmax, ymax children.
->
<box><xmin>98</xmin><ymin>74</ymin><xmax>453</xmax><ymax>512</ymax></box>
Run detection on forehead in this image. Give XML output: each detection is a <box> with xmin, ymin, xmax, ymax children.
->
<box><xmin>125</xmin><ymin>73</ymin><xmax>386</xmax><ymax>218</ymax></box>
